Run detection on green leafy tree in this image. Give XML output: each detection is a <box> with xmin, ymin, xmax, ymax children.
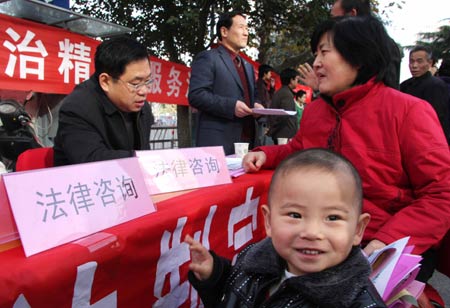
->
<box><xmin>415</xmin><ymin>24</ymin><xmax>450</xmax><ymax>61</ymax></box>
<box><xmin>72</xmin><ymin>1</ymin><xmax>252</xmax><ymax>62</ymax></box>
<box><xmin>251</xmin><ymin>0</ymin><xmax>333</xmax><ymax>72</ymax></box>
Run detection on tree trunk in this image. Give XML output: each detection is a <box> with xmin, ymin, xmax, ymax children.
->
<box><xmin>177</xmin><ymin>105</ymin><xmax>191</xmax><ymax>148</ymax></box>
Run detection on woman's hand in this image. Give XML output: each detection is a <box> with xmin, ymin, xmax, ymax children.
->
<box><xmin>298</xmin><ymin>63</ymin><xmax>319</xmax><ymax>91</ymax></box>
<box><xmin>243</xmin><ymin>151</ymin><xmax>267</xmax><ymax>173</ymax></box>
<box><xmin>184</xmin><ymin>235</ymin><xmax>214</xmax><ymax>281</ymax></box>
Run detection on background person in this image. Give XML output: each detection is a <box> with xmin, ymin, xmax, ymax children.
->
<box><xmin>330</xmin><ymin>0</ymin><xmax>371</xmax><ymax>16</ymax></box>
<box><xmin>294</xmin><ymin>90</ymin><xmax>306</xmax><ymax>129</ymax></box>
<box><xmin>186</xmin><ymin>148</ymin><xmax>385</xmax><ymax>308</ymax></box>
<box><xmin>429</xmin><ymin>55</ymin><xmax>439</xmax><ymax>76</ymax></box>
<box><xmin>437</xmin><ymin>59</ymin><xmax>450</xmax><ymax>135</ymax></box>
<box><xmin>188</xmin><ymin>11</ymin><xmax>263</xmax><ymax>155</ymax></box>
<box><xmin>267</xmin><ymin>68</ymin><xmax>300</xmax><ymax>145</ymax></box>
<box><xmin>53</xmin><ymin>36</ymin><xmax>154</xmax><ymax>166</ymax></box>
<box><xmin>256</xmin><ymin>64</ymin><xmax>275</xmax><ymax>108</ymax></box>
<box><xmin>400</xmin><ymin>45</ymin><xmax>450</xmax><ymax>144</ymax></box>
<box><xmin>243</xmin><ymin>16</ymin><xmax>450</xmax><ymax>288</ymax></box>
<box><xmin>255</xmin><ymin>64</ymin><xmax>275</xmax><ymax>146</ymax></box>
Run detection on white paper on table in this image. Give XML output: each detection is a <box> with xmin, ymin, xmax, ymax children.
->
<box><xmin>252</xmin><ymin>108</ymin><xmax>296</xmax><ymax>116</ymax></box>
<box><xmin>226</xmin><ymin>157</ymin><xmax>243</xmax><ymax>170</ymax></box>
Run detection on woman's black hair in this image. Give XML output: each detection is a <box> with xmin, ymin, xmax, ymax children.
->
<box><xmin>310</xmin><ymin>15</ymin><xmax>395</xmax><ymax>88</ymax></box>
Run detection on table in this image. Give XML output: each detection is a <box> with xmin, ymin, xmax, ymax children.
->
<box><xmin>0</xmin><ymin>171</ymin><xmax>273</xmax><ymax>308</ymax></box>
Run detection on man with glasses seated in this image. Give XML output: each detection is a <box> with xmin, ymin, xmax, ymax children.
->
<box><xmin>53</xmin><ymin>36</ymin><xmax>155</xmax><ymax>166</ymax></box>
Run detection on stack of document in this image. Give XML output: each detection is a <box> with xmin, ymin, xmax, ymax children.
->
<box><xmin>226</xmin><ymin>157</ymin><xmax>246</xmax><ymax>178</ymax></box>
<box><xmin>252</xmin><ymin>108</ymin><xmax>296</xmax><ymax>116</ymax></box>
<box><xmin>368</xmin><ymin>237</ymin><xmax>424</xmax><ymax>308</ymax></box>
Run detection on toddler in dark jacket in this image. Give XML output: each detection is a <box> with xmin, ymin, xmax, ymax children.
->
<box><xmin>185</xmin><ymin>148</ymin><xmax>386</xmax><ymax>308</ymax></box>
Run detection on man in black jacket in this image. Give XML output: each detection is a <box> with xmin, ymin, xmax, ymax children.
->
<box><xmin>53</xmin><ymin>36</ymin><xmax>154</xmax><ymax>166</ymax></box>
<box><xmin>401</xmin><ymin>45</ymin><xmax>450</xmax><ymax>144</ymax></box>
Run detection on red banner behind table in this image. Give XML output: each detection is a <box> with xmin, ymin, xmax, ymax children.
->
<box><xmin>0</xmin><ymin>13</ymin><xmax>192</xmax><ymax>106</ymax></box>
<box><xmin>0</xmin><ymin>171</ymin><xmax>272</xmax><ymax>307</ymax></box>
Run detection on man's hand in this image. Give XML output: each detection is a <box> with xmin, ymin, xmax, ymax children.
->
<box><xmin>243</xmin><ymin>151</ymin><xmax>267</xmax><ymax>173</ymax></box>
<box><xmin>252</xmin><ymin>102</ymin><xmax>264</xmax><ymax>118</ymax></box>
<box><xmin>298</xmin><ymin>63</ymin><xmax>319</xmax><ymax>91</ymax></box>
<box><xmin>363</xmin><ymin>239</ymin><xmax>386</xmax><ymax>256</ymax></box>
<box><xmin>253</xmin><ymin>102</ymin><xmax>264</xmax><ymax>109</ymax></box>
<box><xmin>185</xmin><ymin>235</ymin><xmax>214</xmax><ymax>281</ymax></box>
<box><xmin>235</xmin><ymin>100</ymin><xmax>253</xmax><ymax>118</ymax></box>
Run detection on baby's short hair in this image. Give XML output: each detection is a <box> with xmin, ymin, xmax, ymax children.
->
<box><xmin>269</xmin><ymin>148</ymin><xmax>363</xmax><ymax>212</ymax></box>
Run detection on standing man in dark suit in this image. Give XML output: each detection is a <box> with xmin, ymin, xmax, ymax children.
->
<box><xmin>188</xmin><ymin>11</ymin><xmax>263</xmax><ymax>155</ymax></box>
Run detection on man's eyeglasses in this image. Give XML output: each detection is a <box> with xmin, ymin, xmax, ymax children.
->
<box><xmin>116</xmin><ymin>78</ymin><xmax>153</xmax><ymax>93</ymax></box>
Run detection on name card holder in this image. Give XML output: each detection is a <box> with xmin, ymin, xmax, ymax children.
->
<box><xmin>3</xmin><ymin>157</ymin><xmax>155</xmax><ymax>257</ymax></box>
<box><xmin>136</xmin><ymin>146</ymin><xmax>231</xmax><ymax>195</ymax></box>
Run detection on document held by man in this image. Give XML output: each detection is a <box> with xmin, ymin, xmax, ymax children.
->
<box><xmin>251</xmin><ymin>108</ymin><xmax>296</xmax><ymax>116</ymax></box>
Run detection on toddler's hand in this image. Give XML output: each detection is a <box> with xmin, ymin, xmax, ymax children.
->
<box><xmin>185</xmin><ymin>235</ymin><xmax>214</xmax><ymax>281</ymax></box>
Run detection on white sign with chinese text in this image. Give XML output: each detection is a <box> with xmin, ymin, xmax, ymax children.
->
<box><xmin>3</xmin><ymin>157</ymin><xmax>155</xmax><ymax>257</ymax></box>
<box><xmin>136</xmin><ymin>146</ymin><xmax>231</xmax><ymax>195</ymax></box>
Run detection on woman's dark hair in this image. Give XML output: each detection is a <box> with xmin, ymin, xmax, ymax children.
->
<box><xmin>94</xmin><ymin>36</ymin><xmax>149</xmax><ymax>79</ymax></box>
<box><xmin>310</xmin><ymin>15</ymin><xmax>394</xmax><ymax>88</ymax></box>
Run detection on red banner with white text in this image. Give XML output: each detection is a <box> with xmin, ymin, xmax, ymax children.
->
<box><xmin>0</xmin><ymin>171</ymin><xmax>272</xmax><ymax>307</ymax></box>
<box><xmin>0</xmin><ymin>13</ymin><xmax>191</xmax><ymax>105</ymax></box>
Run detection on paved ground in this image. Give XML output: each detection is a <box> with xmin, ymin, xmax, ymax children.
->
<box><xmin>429</xmin><ymin>270</ymin><xmax>450</xmax><ymax>307</ymax></box>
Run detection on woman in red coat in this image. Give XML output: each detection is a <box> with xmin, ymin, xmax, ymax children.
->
<box><xmin>244</xmin><ymin>16</ymin><xmax>450</xmax><ymax>285</ymax></box>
